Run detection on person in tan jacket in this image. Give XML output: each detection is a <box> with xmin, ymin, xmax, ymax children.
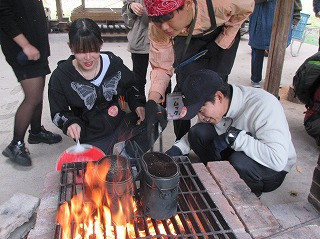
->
<box><xmin>143</xmin><ymin>0</ymin><xmax>254</xmax><ymax>151</ymax></box>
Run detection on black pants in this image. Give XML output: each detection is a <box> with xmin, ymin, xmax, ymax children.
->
<box><xmin>188</xmin><ymin>123</ymin><xmax>287</xmax><ymax>196</ymax></box>
<box><xmin>131</xmin><ymin>53</ymin><xmax>149</xmax><ymax>96</ymax></box>
<box><xmin>173</xmin><ymin>29</ymin><xmax>241</xmax><ymax>140</ymax></box>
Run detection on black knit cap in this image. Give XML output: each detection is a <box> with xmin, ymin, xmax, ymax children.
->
<box><xmin>180</xmin><ymin>69</ymin><xmax>224</xmax><ymax>120</ymax></box>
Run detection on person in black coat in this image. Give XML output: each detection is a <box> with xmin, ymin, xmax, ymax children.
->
<box><xmin>0</xmin><ymin>0</ymin><xmax>62</xmax><ymax>167</ymax></box>
<box><xmin>48</xmin><ymin>18</ymin><xmax>165</xmax><ymax>165</ymax></box>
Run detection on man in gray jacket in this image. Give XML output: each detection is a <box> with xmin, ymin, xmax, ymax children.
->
<box><xmin>179</xmin><ymin>69</ymin><xmax>296</xmax><ymax>197</ymax></box>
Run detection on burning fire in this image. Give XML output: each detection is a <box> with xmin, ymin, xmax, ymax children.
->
<box><xmin>56</xmin><ymin>157</ymin><xmax>184</xmax><ymax>238</ymax></box>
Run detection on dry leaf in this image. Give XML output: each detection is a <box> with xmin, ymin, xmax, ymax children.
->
<box><xmin>290</xmin><ymin>191</ymin><xmax>298</xmax><ymax>197</ymax></box>
<box><xmin>296</xmin><ymin>165</ymin><xmax>303</xmax><ymax>173</ymax></box>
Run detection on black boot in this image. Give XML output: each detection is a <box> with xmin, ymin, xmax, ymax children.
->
<box><xmin>28</xmin><ymin>126</ymin><xmax>62</xmax><ymax>144</ymax></box>
<box><xmin>2</xmin><ymin>141</ymin><xmax>31</xmax><ymax>166</ymax></box>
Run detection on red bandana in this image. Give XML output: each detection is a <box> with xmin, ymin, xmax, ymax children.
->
<box><xmin>145</xmin><ymin>0</ymin><xmax>185</xmax><ymax>16</ymax></box>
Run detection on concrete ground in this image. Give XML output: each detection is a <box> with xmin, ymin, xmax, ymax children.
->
<box><xmin>0</xmin><ymin>33</ymin><xmax>320</xmax><ymax>234</ymax></box>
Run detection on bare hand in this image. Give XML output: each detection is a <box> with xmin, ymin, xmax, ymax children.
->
<box><xmin>135</xmin><ymin>106</ymin><xmax>145</xmax><ymax>125</ymax></box>
<box><xmin>67</xmin><ymin>123</ymin><xmax>81</xmax><ymax>141</ymax></box>
<box><xmin>130</xmin><ymin>2</ymin><xmax>145</xmax><ymax>16</ymax></box>
<box><xmin>23</xmin><ymin>44</ymin><xmax>40</xmax><ymax>61</ymax></box>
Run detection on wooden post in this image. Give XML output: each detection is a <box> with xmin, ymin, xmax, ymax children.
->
<box><xmin>308</xmin><ymin>154</ymin><xmax>320</xmax><ymax>212</ymax></box>
<box><xmin>55</xmin><ymin>0</ymin><xmax>63</xmax><ymax>22</ymax></box>
<box><xmin>264</xmin><ymin>0</ymin><xmax>294</xmax><ymax>97</ymax></box>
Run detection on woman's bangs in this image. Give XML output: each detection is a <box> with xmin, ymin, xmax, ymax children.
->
<box><xmin>73</xmin><ymin>34</ymin><xmax>101</xmax><ymax>53</ymax></box>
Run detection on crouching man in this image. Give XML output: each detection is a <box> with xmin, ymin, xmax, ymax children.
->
<box><xmin>179</xmin><ymin>69</ymin><xmax>296</xmax><ymax>197</ymax></box>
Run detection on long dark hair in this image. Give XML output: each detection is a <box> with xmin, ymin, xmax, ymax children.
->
<box><xmin>68</xmin><ymin>18</ymin><xmax>103</xmax><ymax>53</ymax></box>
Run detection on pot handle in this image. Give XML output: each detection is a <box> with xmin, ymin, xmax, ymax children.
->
<box><xmin>150</xmin><ymin>124</ymin><xmax>163</xmax><ymax>153</ymax></box>
<box><xmin>124</xmin><ymin>140</ymin><xmax>144</xmax><ymax>181</ymax></box>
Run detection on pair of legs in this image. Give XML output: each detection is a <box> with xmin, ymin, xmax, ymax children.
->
<box><xmin>2</xmin><ymin>73</ymin><xmax>62</xmax><ymax>166</ymax></box>
<box><xmin>13</xmin><ymin>76</ymin><xmax>46</xmax><ymax>142</ymax></box>
<box><xmin>188</xmin><ymin>123</ymin><xmax>287</xmax><ymax>196</ymax></box>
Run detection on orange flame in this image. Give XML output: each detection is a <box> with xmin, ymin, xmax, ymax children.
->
<box><xmin>56</xmin><ymin>156</ymin><xmax>186</xmax><ymax>238</ymax></box>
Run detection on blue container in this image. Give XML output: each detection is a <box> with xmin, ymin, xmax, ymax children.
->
<box><xmin>292</xmin><ymin>13</ymin><xmax>310</xmax><ymax>40</ymax></box>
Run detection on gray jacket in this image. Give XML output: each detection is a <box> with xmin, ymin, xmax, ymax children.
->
<box><xmin>122</xmin><ymin>0</ymin><xmax>149</xmax><ymax>54</ymax></box>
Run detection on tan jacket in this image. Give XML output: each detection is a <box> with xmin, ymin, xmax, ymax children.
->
<box><xmin>148</xmin><ymin>0</ymin><xmax>254</xmax><ymax>99</ymax></box>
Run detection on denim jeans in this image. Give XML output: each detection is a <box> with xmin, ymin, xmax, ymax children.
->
<box><xmin>251</xmin><ymin>47</ymin><xmax>265</xmax><ymax>83</ymax></box>
<box><xmin>188</xmin><ymin>123</ymin><xmax>287</xmax><ymax>196</ymax></box>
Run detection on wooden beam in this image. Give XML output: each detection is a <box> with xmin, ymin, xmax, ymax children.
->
<box><xmin>264</xmin><ymin>0</ymin><xmax>294</xmax><ymax>97</ymax></box>
<box><xmin>55</xmin><ymin>0</ymin><xmax>63</xmax><ymax>21</ymax></box>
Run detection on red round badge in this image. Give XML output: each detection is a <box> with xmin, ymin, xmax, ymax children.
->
<box><xmin>108</xmin><ymin>105</ymin><xmax>118</xmax><ymax>117</ymax></box>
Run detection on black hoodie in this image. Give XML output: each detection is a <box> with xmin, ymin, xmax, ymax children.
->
<box><xmin>48</xmin><ymin>51</ymin><xmax>146</xmax><ymax>143</ymax></box>
<box><xmin>0</xmin><ymin>0</ymin><xmax>50</xmax><ymax>65</ymax></box>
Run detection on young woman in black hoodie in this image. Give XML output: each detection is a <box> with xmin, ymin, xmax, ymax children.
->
<box><xmin>48</xmin><ymin>18</ymin><xmax>164</xmax><ymax>164</ymax></box>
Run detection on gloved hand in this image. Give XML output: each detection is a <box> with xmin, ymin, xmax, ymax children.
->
<box><xmin>225</xmin><ymin>127</ymin><xmax>242</xmax><ymax>146</ymax></box>
<box><xmin>145</xmin><ymin>100</ymin><xmax>168</xmax><ymax>146</ymax></box>
<box><xmin>165</xmin><ymin>145</ymin><xmax>183</xmax><ymax>157</ymax></box>
<box><xmin>212</xmin><ymin>133</ymin><xmax>228</xmax><ymax>160</ymax></box>
<box><xmin>213</xmin><ymin>127</ymin><xmax>242</xmax><ymax>160</ymax></box>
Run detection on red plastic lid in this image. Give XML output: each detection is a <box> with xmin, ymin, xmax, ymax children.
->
<box><xmin>56</xmin><ymin>144</ymin><xmax>105</xmax><ymax>171</ymax></box>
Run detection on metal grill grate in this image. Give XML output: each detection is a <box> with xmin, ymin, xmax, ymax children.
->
<box><xmin>54</xmin><ymin>156</ymin><xmax>236</xmax><ymax>239</ymax></box>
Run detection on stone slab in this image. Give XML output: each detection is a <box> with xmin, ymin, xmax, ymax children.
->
<box><xmin>192</xmin><ymin>163</ymin><xmax>222</xmax><ymax>195</ymax></box>
<box><xmin>193</xmin><ymin>162</ymin><xmax>246</xmax><ymax>234</ymax></box>
<box><xmin>268</xmin><ymin>201</ymin><xmax>320</xmax><ymax>229</ymax></box>
<box><xmin>224</xmin><ymin>189</ymin><xmax>263</xmax><ymax>210</ymax></box>
<box><xmin>0</xmin><ymin>193</ymin><xmax>40</xmax><ymax>239</ymax></box>
<box><xmin>206</xmin><ymin>161</ymin><xmax>252</xmax><ymax>195</ymax></box>
<box><xmin>236</xmin><ymin>204</ymin><xmax>280</xmax><ymax>231</ymax></box>
<box><xmin>28</xmin><ymin>171</ymin><xmax>60</xmax><ymax>239</ymax></box>
<box><xmin>209</xmin><ymin>193</ymin><xmax>246</xmax><ymax>234</ymax></box>
<box><xmin>270</xmin><ymin>225</ymin><xmax>320</xmax><ymax>239</ymax></box>
<box><xmin>206</xmin><ymin>161</ymin><xmax>281</xmax><ymax>238</ymax></box>
<box><xmin>234</xmin><ymin>232</ymin><xmax>253</xmax><ymax>239</ymax></box>
<box><xmin>8</xmin><ymin>213</ymin><xmax>37</xmax><ymax>239</ymax></box>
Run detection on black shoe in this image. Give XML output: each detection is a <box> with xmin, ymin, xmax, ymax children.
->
<box><xmin>2</xmin><ymin>141</ymin><xmax>32</xmax><ymax>166</ymax></box>
<box><xmin>28</xmin><ymin>126</ymin><xmax>62</xmax><ymax>144</ymax></box>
